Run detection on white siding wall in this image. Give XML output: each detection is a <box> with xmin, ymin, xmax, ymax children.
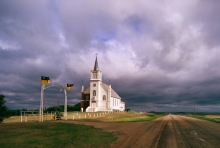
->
<box><xmin>99</xmin><ymin>85</ymin><xmax>108</xmax><ymax>110</ymax></box>
<box><xmin>110</xmin><ymin>97</ymin><xmax>122</xmax><ymax>110</ymax></box>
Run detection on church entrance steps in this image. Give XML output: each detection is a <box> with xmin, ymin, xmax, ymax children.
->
<box><xmin>86</xmin><ymin>107</ymin><xmax>95</xmax><ymax>112</ymax></box>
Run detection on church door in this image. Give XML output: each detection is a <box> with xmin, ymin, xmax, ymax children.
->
<box><xmin>92</xmin><ymin>99</ymin><xmax>96</xmax><ymax>108</ymax></box>
<box><xmin>92</xmin><ymin>102</ymin><xmax>96</xmax><ymax>108</ymax></box>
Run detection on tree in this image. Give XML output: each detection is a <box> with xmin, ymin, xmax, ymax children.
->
<box><xmin>69</xmin><ymin>102</ymin><xmax>81</xmax><ymax>111</ymax></box>
<box><xmin>0</xmin><ymin>94</ymin><xmax>9</xmax><ymax>123</ymax></box>
<box><xmin>45</xmin><ymin>102</ymin><xmax>81</xmax><ymax>112</ymax></box>
<box><xmin>125</xmin><ymin>109</ymin><xmax>130</xmax><ymax>112</ymax></box>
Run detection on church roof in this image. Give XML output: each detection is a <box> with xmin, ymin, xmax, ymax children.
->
<box><xmin>83</xmin><ymin>82</ymin><xmax>121</xmax><ymax>99</ymax></box>
<box><xmin>84</xmin><ymin>86</ymin><xmax>90</xmax><ymax>94</ymax></box>
<box><xmin>93</xmin><ymin>56</ymin><xmax>99</xmax><ymax>71</ymax></box>
<box><xmin>101</xmin><ymin>83</ymin><xmax>121</xmax><ymax>99</ymax></box>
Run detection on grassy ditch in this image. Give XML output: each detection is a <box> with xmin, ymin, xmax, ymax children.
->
<box><xmin>189</xmin><ymin>114</ymin><xmax>220</xmax><ymax>124</ymax></box>
<box><xmin>175</xmin><ymin>112</ymin><xmax>220</xmax><ymax>124</ymax></box>
<box><xmin>0</xmin><ymin>122</ymin><xmax>116</xmax><ymax>148</ymax></box>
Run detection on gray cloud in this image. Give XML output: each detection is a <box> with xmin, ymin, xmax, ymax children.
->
<box><xmin>0</xmin><ymin>0</ymin><xmax>220</xmax><ymax>112</ymax></box>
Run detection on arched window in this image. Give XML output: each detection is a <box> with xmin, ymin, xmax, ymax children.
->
<box><xmin>103</xmin><ymin>95</ymin><xmax>106</xmax><ymax>100</ymax></box>
<box><xmin>93</xmin><ymin>90</ymin><xmax>96</xmax><ymax>96</ymax></box>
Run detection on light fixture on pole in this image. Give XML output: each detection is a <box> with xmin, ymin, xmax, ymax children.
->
<box><xmin>64</xmin><ymin>84</ymin><xmax>74</xmax><ymax>120</ymax></box>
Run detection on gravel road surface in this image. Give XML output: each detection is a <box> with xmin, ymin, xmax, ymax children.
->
<box><xmin>64</xmin><ymin>115</ymin><xmax>220</xmax><ymax>148</ymax></box>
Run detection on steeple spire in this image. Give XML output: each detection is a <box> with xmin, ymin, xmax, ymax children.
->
<box><xmin>93</xmin><ymin>54</ymin><xmax>99</xmax><ymax>71</ymax></box>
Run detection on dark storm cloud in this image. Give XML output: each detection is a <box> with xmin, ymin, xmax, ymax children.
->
<box><xmin>0</xmin><ymin>0</ymin><xmax>220</xmax><ymax>112</ymax></box>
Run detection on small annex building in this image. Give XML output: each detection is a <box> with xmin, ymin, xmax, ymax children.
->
<box><xmin>81</xmin><ymin>56</ymin><xmax>125</xmax><ymax>112</ymax></box>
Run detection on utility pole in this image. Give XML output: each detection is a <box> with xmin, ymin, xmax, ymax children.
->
<box><xmin>194</xmin><ymin>103</ymin><xmax>196</xmax><ymax>116</ymax></box>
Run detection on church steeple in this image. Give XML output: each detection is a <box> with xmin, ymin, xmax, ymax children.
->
<box><xmin>93</xmin><ymin>55</ymin><xmax>99</xmax><ymax>71</ymax></box>
<box><xmin>90</xmin><ymin>54</ymin><xmax>102</xmax><ymax>81</ymax></box>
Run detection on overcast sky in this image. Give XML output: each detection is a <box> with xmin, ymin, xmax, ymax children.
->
<box><xmin>1</xmin><ymin>0</ymin><xmax>220</xmax><ymax>112</ymax></box>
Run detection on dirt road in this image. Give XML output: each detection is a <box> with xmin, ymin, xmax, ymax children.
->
<box><xmin>65</xmin><ymin>115</ymin><xmax>220</xmax><ymax>148</ymax></box>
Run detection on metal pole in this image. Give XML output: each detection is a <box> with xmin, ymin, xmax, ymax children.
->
<box><xmin>42</xmin><ymin>85</ymin><xmax>44</xmax><ymax>122</ymax></box>
<box><xmin>39</xmin><ymin>87</ymin><xmax>40</xmax><ymax>122</ymax></box>
<box><xmin>40</xmin><ymin>85</ymin><xmax>45</xmax><ymax>122</ymax></box>
<box><xmin>64</xmin><ymin>89</ymin><xmax>67</xmax><ymax>120</ymax></box>
<box><xmin>194</xmin><ymin>103</ymin><xmax>196</xmax><ymax>116</ymax></box>
<box><xmin>20</xmin><ymin>111</ymin><xmax>22</xmax><ymax>122</ymax></box>
<box><xmin>25</xmin><ymin>112</ymin><xmax>27</xmax><ymax>122</ymax></box>
<box><xmin>39</xmin><ymin>107</ymin><xmax>41</xmax><ymax>122</ymax></box>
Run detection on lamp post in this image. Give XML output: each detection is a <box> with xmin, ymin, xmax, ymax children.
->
<box><xmin>39</xmin><ymin>76</ymin><xmax>50</xmax><ymax>122</ymax></box>
<box><xmin>64</xmin><ymin>84</ymin><xmax>74</xmax><ymax>120</ymax></box>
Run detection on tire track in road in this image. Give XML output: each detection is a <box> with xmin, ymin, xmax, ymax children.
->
<box><xmin>156</xmin><ymin>115</ymin><xmax>178</xmax><ymax>148</ymax></box>
<box><xmin>173</xmin><ymin>115</ymin><xmax>219</xmax><ymax>148</ymax></box>
<box><xmin>173</xmin><ymin>115</ymin><xmax>213</xmax><ymax>148</ymax></box>
<box><xmin>131</xmin><ymin>116</ymin><xmax>169</xmax><ymax>148</ymax></box>
<box><xmin>172</xmin><ymin>115</ymin><xmax>202</xmax><ymax>148</ymax></box>
<box><xmin>150</xmin><ymin>115</ymin><xmax>170</xmax><ymax>148</ymax></box>
<box><xmin>112</xmin><ymin>116</ymin><xmax>169</xmax><ymax>148</ymax></box>
<box><xmin>181</xmin><ymin>115</ymin><xmax>220</xmax><ymax>146</ymax></box>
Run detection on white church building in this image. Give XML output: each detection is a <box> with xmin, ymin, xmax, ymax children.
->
<box><xmin>81</xmin><ymin>56</ymin><xmax>125</xmax><ymax>112</ymax></box>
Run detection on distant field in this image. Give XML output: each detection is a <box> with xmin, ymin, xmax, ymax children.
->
<box><xmin>0</xmin><ymin>122</ymin><xmax>116</xmax><ymax>148</ymax></box>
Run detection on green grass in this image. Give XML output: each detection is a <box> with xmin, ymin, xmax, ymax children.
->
<box><xmin>114</xmin><ymin>113</ymin><xmax>165</xmax><ymax>122</ymax></box>
<box><xmin>0</xmin><ymin>122</ymin><xmax>116</xmax><ymax>148</ymax></box>
<box><xmin>188</xmin><ymin>115</ymin><xmax>220</xmax><ymax>124</ymax></box>
<box><xmin>175</xmin><ymin>112</ymin><xmax>220</xmax><ymax>124</ymax></box>
<box><xmin>4</xmin><ymin>112</ymin><xmax>166</xmax><ymax>123</ymax></box>
<box><xmin>0</xmin><ymin>112</ymin><xmax>166</xmax><ymax>147</ymax></box>
<box><xmin>73</xmin><ymin>112</ymin><xmax>166</xmax><ymax>122</ymax></box>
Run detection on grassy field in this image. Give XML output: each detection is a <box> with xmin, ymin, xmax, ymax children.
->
<box><xmin>4</xmin><ymin>111</ymin><xmax>166</xmax><ymax>123</ymax></box>
<box><xmin>174</xmin><ymin>112</ymin><xmax>220</xmax><ymax>124</ymax></box>
<box><xmin>72</xmin><ymin>112</ymin><xmax>166</xmax><ymax>122</ymax></box>
<box><xmin>0</xmin><ymin>122</ymin><xmax>116</xmax><ymax>148</ymax></box>
<box><xmin>1</xmin><ymin>112</ymin><xmax>166</xmax><ymax>148</ymax></box>
<box><xmin>190</xmin><ymin>114</ymin><xmax>220</xmax><ymax>124</ymax></box>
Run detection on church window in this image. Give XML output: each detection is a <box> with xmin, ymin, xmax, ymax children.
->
<box><xmin>93</xmin><ymin>90</ymin><xmax>96</xmax><ymax>96</ymax></box>
<box><xmin>103</xmin><ymin>95</ymin><xmax>106</xmax><ymax>100</ymax></box>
